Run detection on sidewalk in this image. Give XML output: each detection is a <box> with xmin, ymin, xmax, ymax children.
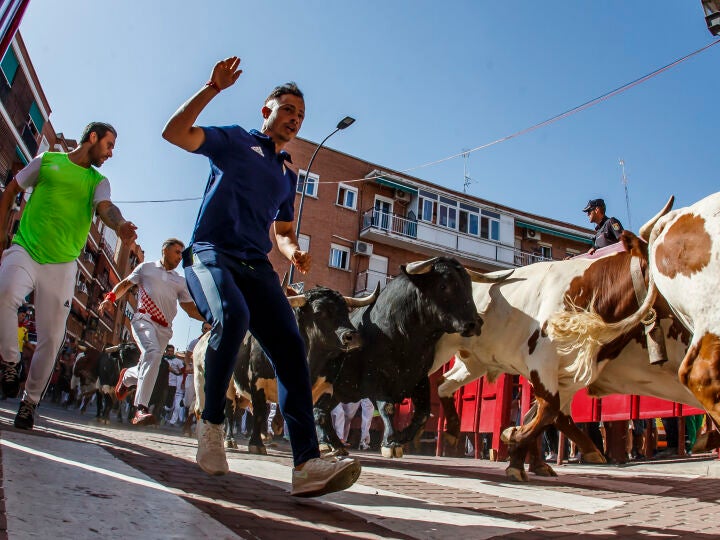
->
<box><xmin>2</xmin><ymin>400</ymin><xmax>720</xmax><ymax>539</ymax></box>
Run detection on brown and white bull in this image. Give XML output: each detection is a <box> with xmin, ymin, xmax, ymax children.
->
<box><xmin>431</xmin><ymin>197</ymin><xmax>716</xmax><ymax>480</ymax></box>
<box><xmin>550</xmin><ymin>191</ymin><xmax>720</xmax><ymax>452</ymax></box>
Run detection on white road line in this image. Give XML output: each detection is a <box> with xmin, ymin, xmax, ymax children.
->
<box><xmin>361</xmin><ymin>465</ymin><xmax>624</xmax><ymax>514</ymax></box>
<box><xmin>228</xmin><ymin>458</ymin><xmax>533</xmax><ymax>540</ymax></box>
<box><xmin>1</xmin><ymin>432</ymin><xmax>241</xmax><ymax>539</ymax></box>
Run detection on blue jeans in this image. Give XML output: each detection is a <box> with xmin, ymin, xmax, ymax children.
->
<box><xmin>183</xmin><ymin>247</ymin><xmax>320</xmax><ymax>466</ymax></box>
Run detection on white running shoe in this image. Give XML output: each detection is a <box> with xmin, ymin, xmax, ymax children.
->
<box><xmin>291</xmin><ymin>455</ymin><xmax>361</xmax><ymax>497</ymax></box>
<box><xmin>196</xmin><ymin>420</ymin><xmax>229</xmax><ymax>475</ymax></box>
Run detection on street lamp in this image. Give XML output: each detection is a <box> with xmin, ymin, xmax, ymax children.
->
<box><xmin>289</xmin><ymin>116</ymin><xmax>356</xmax><ymax>284</ymax></box>
<box><xmin>702</xmin><ymin>0</ymin><xmax>720</xmax><ymax>36</ymax></box>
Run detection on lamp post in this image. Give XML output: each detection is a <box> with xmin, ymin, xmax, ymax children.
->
<box><xmin>702</xmin><ymin>0</ymin><xmax>720</xmax><ymax>35</ymax></box>
<box><xmin>289</xmin><ymin>116</ymin><xmax>355</xmax><ymax>285</ymax></box>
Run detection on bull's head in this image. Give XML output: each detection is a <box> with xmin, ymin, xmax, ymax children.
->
<box><xmin>402</xmin><ymin>256</ymin><xmax>480</xmax><ymax>338</ymax></box>
<box><xmin>293</xmin><ymin>286</ymin><xmax>363</xmax><ymax>353</ymax></box>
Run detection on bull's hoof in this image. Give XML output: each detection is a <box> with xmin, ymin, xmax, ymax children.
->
<box><xmin>225</xmin><ymin>439</ymin><xmax>238</xmax><ymax>450</ymax></box>
<box><xmin>581</xmin><ymin>451</ymin><xmax>607</xmax><ymax>464</ymax></box>
<box><xmin>248</xmin><ymin>445</ymin><xmax>267</xmax><ymax>455</ymax></box>
<box><xmin>319</xmin><ymin>443</ymin><xmax>334</xmax><ymax>455</ymax></box>
<box><xmin>500</xmin><ymin>426</ymin><xmax>519</xmax><ymax>444</ymax></box>
<box><xmin>530</xmin><ymin>463</ymin><xmax>558</xmax><ymax>477</ymax></box>
<box><xmin>322</xmin><ymin>447</ymin><xmax>349</xmax><ymax>457</ymax></box>
<box><xmin>443</xmin><ymin>432</ymin><xmax>459</xmax><ymax>448</ymax></box>
<box><xmin>692</xmin><ymin>432</ymin><xmax>709</xmax><ymax>453</ymax></box>
<box><xmin>381</xmin><ymin>445</ymin><xmax>404</xmax><ymax>458</ymax></box>
<box><xmin>691</xmin><ymin>431</ymin><xmax>720</xmax><ymax>453</ymax></box>
<box><xmin>505</xmin><ymin>466</ymin><xmax>529</xmax><ymax>482</ymax></box>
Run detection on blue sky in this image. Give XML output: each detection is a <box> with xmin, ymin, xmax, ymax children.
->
<box><xmin>18</xmin><ymin>1</ymin><xmax>720</xmax><ymax>348</ymax></box>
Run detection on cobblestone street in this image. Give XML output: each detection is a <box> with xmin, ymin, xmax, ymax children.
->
<box><xmin>1</xmin><ymin>400</ymin><xmax>719</xmax><ymax>539</ymax></box>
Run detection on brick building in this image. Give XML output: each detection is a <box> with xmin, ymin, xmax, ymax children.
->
<box><xmin>0</xmin><ymin>31</ymin><xmax>144</xmax><ymax>350</ymax></box>
<box><xmin>269</xmin><ymin>137</ymin><xmax>594</xmax><ymax>295</ymax></box>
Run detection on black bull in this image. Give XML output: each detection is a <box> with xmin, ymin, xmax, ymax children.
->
<box><xmin>195</xmin><ymin>284</ymin><xmax>379</xmax><ymax>454</ymax></box>
<box><xmin>74</xmin><ymin>342</ymin><xmax>140</xmax><ymax>422</ymax></box>
<box><xmin>313</xmin><ymin>256</ymin><xmax>481</xmax><ymax>457</ymax></box>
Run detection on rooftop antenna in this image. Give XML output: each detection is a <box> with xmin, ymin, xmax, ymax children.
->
<box><xmin>462</xmin><ymin>149</ymin><xmax>475</xmax><ymax>193</ymax></box>
<box><xmin>619</xmin><ymin>158</ymin><xmax>632</xmax><ymax>230</ymax></box>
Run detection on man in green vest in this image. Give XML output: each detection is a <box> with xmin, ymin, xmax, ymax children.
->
<box><xmin>0</xmin><ymin>121</ymin><xmax>137</xmax><ymax>429</ymax></box>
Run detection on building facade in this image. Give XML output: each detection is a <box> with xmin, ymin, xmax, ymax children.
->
<box><xmin>269</xmin><ymin>137</ymin><xmax>593</xmax><ymax>296</ymax></box>
<box><xmin>0</xmin><ymin>31</ymin><xmax>144</xmax><ymax>350</ymax></box>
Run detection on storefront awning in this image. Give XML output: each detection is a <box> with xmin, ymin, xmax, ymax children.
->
<box><xmin>376</xmin><ymin>177</ymin><xmax>418</xmax><ymax>195</ymax></box>
<box><xmin>517</xmin><ymin>221</ymin><xmax>593</xmax><ymax>245</ymax></box>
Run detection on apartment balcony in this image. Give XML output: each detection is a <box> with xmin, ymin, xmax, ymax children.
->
<box><xmin>360</xmin><ymin>208</ymin><xmax>553</xmax><ymax>271</ymax></box>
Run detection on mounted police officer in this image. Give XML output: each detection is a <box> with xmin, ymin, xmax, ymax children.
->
<box><xmin>583</xmin><ymin>198</ymin><xmax>623</xmax><ymax>254</ymax></box>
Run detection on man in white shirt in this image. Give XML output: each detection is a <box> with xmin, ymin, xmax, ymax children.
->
<box><xmin>99</xmin><ymin>238</ymin><xmax>203</xmax><ymax>425</ymax></box>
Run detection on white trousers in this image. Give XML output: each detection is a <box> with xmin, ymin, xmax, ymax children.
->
<box><xmin>122</xmin><ymin>314</ymin><xmax>172</xmax><ymax>408</ymax></box>
<box><xmin>0</xmin><ymin>245</ymin><xmax>75</xmax><ymax>404</ymax></box>
<box><xmin>332</xmin><ymin>399</ymin><xmax>375</xmax><ymax>444</ymax></box>
<box><xmin>169</xmin><ymin>388</ymin><xmax>185</xmax><ymax>424</ymax></box>
<box><xmin>183</xmin><ymin>373</ymin><xmax>195</xmax><ymax>412</ymax></box>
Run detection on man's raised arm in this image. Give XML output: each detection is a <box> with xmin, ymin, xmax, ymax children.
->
<box><xmin>162</xmin><ymin>56</ymin><xmax>243</xmax><ymax>152</ymax></box>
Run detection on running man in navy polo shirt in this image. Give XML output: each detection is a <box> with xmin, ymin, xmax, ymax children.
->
<box><xmin>162</xmin><ymin>56</ymin><xmax>361</xmax><ymax>497</ymax></box>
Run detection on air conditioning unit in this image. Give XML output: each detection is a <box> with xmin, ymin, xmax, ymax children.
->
<box><xmin>354</xmin><ymin>240</ymin><xmax>373</xmax><ymax>256</ymax></box>
<box><xmin>525</xmin><ymin>229</ymin><xmax>541</xmax><ymax>241</ymax></box>
<box><xmin>393</xmin><ymin>189</ymin><xmax>410</xmax><ymax>202</ymax></box>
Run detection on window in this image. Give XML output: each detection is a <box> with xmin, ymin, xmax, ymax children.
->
<box><xmin>438</xmin><ymin>197</ymin><xmax>458</xmax><ymax>230</ymax></box>
<box><xmin>0</xmin><ymin>46</ymin><xmax>19</xmax><ymax>86</ymax></box>
<box><xmin>296</xmin><ymin>170</ymin><xmax>319</xmax><ymax>198</ymax></box>
<box><xmin>539</xmin><ymin>245</ymin><xmax>552</xmax><ymax>259</ymax></box>
<box><xmin>419</xmin><ymin>198</ymin><xmax>435</xmax><ymax>222</ymax></box>
<box><xmin>76</xmin><ymin>274</ymin><xmax>89</xmax><ymax>295</ymax></box>
<box><xmin>458</xmin><ymin>203</ymin><xmax>480</xmax><ymax>236</ymax></box>
<box><xmin>298</xmin><ymin>233</ymin><xmax>310</xmax><ymax>252</ymax></box>
<box><xmin>336</xmin><ymin>183</ymin><xmax>357</xmax><ymax>210</ymax></box>
<box><xmin>418</xmin><ymin>190</ymin><xmax>438</xmax><ymax>223</ymax></box>
<box><xmin>329</xmin><ymin>244</ymin><xmax>351</xmax><ymax>271</ymax></box>
<box><xmin>480</xmin><ymin>210</ymin><xmax>500</xmax><ymax>241</ymax></box>
<box><xmin>28</xmin><ymin>101</ymin><xmax>46</xmax><ymax>133</ymax></box>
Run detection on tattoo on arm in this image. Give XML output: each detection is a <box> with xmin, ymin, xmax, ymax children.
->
<box><xmin>98</xmin><ymin>203</ymin><xmax>125</xmax><ymax>229</ymax></box>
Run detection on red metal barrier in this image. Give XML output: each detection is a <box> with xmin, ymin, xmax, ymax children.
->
<box><xmin>403</xmin><ymin>361</ymin><xmax>710</xmax><ymax>461</ymax></box>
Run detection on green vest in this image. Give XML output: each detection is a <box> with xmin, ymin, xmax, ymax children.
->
<box><xmin>13</xmin><ymin>152</ymin><xmax>105</xmax><ymax>264</ymax></box>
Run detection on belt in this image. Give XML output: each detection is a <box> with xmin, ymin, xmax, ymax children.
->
<box><xmin>138</xmin><ymin>308</ymin><xmax>169</xmax><ymax>328</ymax></box>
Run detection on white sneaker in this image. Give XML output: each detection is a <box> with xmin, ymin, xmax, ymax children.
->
<box><xmin>291</xmin><ymin>455</ymin><xmax>361</xmax><ymax>497</ymax></box>
<box><xmin>196</xmin><ymin>420</ymin><xmax>229</xmax><ymax>475</ymax></box>
<box><xmin>359</xmin><ymin>442</ymin><xmax>370</xmax><ymax>451</ymax></box>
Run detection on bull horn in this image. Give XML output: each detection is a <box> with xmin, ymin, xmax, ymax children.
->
<box><xmin>639</xmin><ymin>195</ymin><xmax>674</xmax><ymax>241</ymax></box>
<box><xmin>467</xmin><ymin>268</ymin><xmax>514</xmax><ymax>283</ymax></box>
<box><xmin>344</xmin><ymin>282</ymin><xmax>380</xmax><ymax>308</ymax></box>
<box><xmin>104</xmin><ymin>344</ymin><xmax>121</xmax><ymax>353</ymax></box>
<box><xmin>287</xmin><ymin>294</ymin><xmax>307</xmax><ymax>308</ymax></box>
<box><xmin>404</xmin><ymin>257</ymin><xmax>440</xmax><ymax>275</ymax></box>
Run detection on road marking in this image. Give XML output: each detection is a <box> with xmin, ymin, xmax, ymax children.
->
<box><xmin>228</xmin><ymin>458</ymin><xmax>533</xmax><ymax>540</ymax></box>
<box><xmin>0</xmin><ymin>432</ymin><xmax>241</xmax><ymax>539</ymax></box>
<box><xmin>361</xmin><ymin>465</ymin><xmax>624</xmax><ymax>514</ymax></box>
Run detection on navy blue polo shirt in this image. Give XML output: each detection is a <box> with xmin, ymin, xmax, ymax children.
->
<box><xmin>190</xmin><ymin>126</ymin><xmax>297</xmax><ymax>260</ymax></box>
